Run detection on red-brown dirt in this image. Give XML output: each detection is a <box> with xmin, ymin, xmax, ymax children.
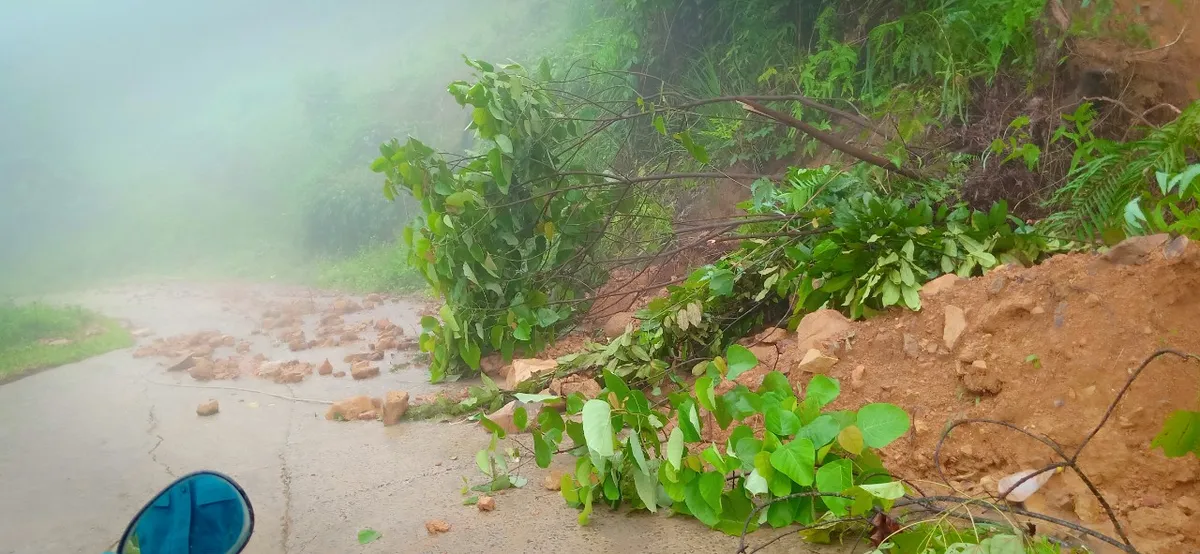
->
<box><xmin>787</xmin><ymin>241</ymin><xmax>1200</xmax><ymax>553</ymax></box>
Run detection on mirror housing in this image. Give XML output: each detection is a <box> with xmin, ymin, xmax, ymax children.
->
<box><xmin>117</xmin><ymin>471</ymin><xmax>254</xmax><ymax>554</ymax></box>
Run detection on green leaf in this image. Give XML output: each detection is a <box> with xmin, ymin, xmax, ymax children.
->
<box><xmin>445</xmin><ymin>191</ymin><xmax>478</xmax><ymax>208</ymax></box>
<box><xmin>837</xmin><ymin>425</ymin><xmax>864</xmax><ymax>455</ymax></box>
<box><xmin>535</xmin><ymin>307</ymin><xmax>561</xmax><ymax>327</ymax></box>
<box><xmin>734</xmin><ymin>456</ymin><xmax>766</xmax><ymax>492</ymax></box>
<box><xmin>513</xmin><ymin>406</ymin><xmax>528</xmax><ymax>431</ymax></box>
<box><xmin>458</xmin><ymin>339</ymin><xmax>481</xmax><ymax>370</ymax></box>
<box><xmin>1152</xmin><ymin>410</ymin><xmax>1200</xmax><ymax>458</ymax></box>
<box><xmin>757</xmin><ymin>371</ymin><xmax>793</xmax><ymax>399</ymax></box>
<box><xmin>674</xmin><ymin>130</ymin><xmax>710</xmax><ymax>164</ymax></box>
<box><xmin>816</xmin><ymin>458</ymin><xmax>853</xmax><ymax>515</ymax></box>
<box><xmin>629</xmin><ymin>434</ymin><xmax>649</xmax><ymax>474</ymax></box>
<box><xmin>514</xmin><ymin>393</ymin><xmax>558</xmax><ymax>403</ymax></box>
<box><xmin>764</xmin><ymin>402</ymin><xmax>802</xmax><ymax>436</ymax></box>
<box><xmin>602</xmin><ymin>370</ymin><xmax>631</xmax><ymax>402</ymax></box>
<box><xmin>769</xmin><ymin>438</ymin><xmax>816</xmax><ymax>486</ymax></box>
<box><xmin>806</xmin><ymin>375</ymin><xmax>840</xmax><ymax>408</ymax></box>
<box><xmin>684</xmin><ymin>479</ymin><xmax>720</xmax><ymax>526</ymax></box>
<box><xmin>357</xmin><ymin>528</ymin><xmax>382</xmax><ymax>545</ymax></box>
<box><xmin>796</xmin><ymin>415</ymin><xmax>842</xmax><ymax>448</ymax></box>
<box><xmin>725</xmin><ymin>344</ymin><xmax>758</xmax><ymax>380</ymax></box>
<box><xmin>513</xmin><ymin>321</ymin><xmax>532</xmax><ymax>341</ymax></box>
<box><xmin>479</xmin><ymin>414</ymin><xmax>506</xmax><ymax>438</ymax></box>
<box><xmin>665</xmin><ymin>427</ymin><xmax>685</xmax><ymax>470</ymax></box>
<box><xmin>653</xmin><ymin>114</ymin><xmax>667</xmax><ymax>136</ymax></box>
<box><xmin>857</xmin><ymin>403</ymin><xmax>911</xmax><ymax>448</ymax></box>
<box><xmin>694</xmin><ymin>376</ymin><xmax>716</xmax><ymax>411</ymax></box>
<box><xmin>766</xmin><ymin>498</ymin><xmax>796</xmax><ymax>528</ymax></box>
<box><xmin>533</xmin><ymin>430</ymin><xmax>552</xmax><ymax>467</ymax></box>
<box><xmin>698</xmin><ymin>471</ymin><xmax>724</xmax><ymax>512</ymax></box>
<box><xmin>494</xmin><ymin>134</ymin><xmax>513</xmax><ymax>154</ymax></box>
<box><xmin>859</xmin><ymin>481</ymin><xmax>905</xmax><ymax>500</ymax></box>
<box><xmin>707</xmin><ymin>269</ymin><xmax>735</xmax><ymax>296</ymax></box>
<box><xmin>677</xmin><ymin>399</ymin><xmax>702</xmax><ymax>441</ymax></box>
<box><xmin>581</xmin><ymin>400</ymin><xmax>614</xmax><ymax>456</ymax></box>
<box><xmin>633</xmin><ymin>468</ymin><xmax>658</xmax><ymax>512</ymax></box>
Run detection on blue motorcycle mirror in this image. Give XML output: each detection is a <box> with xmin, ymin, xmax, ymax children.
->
<box><xmin>117</xmin><ymin>471</ymin><xmax>254</xmax><ymax>554</ymax></box>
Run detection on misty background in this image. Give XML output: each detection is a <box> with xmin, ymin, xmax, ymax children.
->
<box><xmin>0</xmin><ymin>0</ymin><xmax>575</xmax><ymax>293</ymax></box>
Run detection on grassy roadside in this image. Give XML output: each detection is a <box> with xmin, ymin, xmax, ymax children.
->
<box><xmin>315</xmin><ymin>242</ymin><xmax>427</xmax><ymax>294</ymax></box>
<box><xmin>0</xmin><ymin>303</ymin><xmax>133</xmax><ymax>383</ymax></box>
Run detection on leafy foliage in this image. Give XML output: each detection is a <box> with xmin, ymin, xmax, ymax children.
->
<box><xmin>562</xmin><ymin>166</ymin><xmax>1054</xmax><ymax>384</ymax></box>
<box><xmin>1125</xmin><ymin>163</ymin><xmax>1200</xmax><ymax>239</ymax></box>
<box><xmin>1044</xmin><ymin>101</ymin><xmax>1200</xmax><ymax>241</ymax></box>
<box><xmin>487</xmin><ymin>357</ymin><xmax>912</xmax><ymax>534</ymax></box>
<box><xmin>372</xmin><ymin>59</ymin><xmax>612</xmax><ymax>381</ymax></box>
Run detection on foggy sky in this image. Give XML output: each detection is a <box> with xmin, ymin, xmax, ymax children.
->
<box><xmin>0</xmin><ymin>0</ymin><xmax>565</xmax><ymax>289</ymax></box>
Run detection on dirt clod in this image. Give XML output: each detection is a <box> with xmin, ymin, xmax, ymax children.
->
<box><xmin>1102</xmin><ymin>234</ymin><xmax>1170</xmax><ymax>265</ymax></box>
<box><xmin>351</xmin><ymin>363</ymin><xmax>380</xmax><ymax>380</ymax></box>
<box><xmin>317</xmin><ymin>359</ymin><xmax>333</xmax><ymax>375</ymax></box>
<box><xmin>476</xmin><ymin>495</ymin><xmax>495</xmax><ymax>511</ymax></box>
<box><xmin>797</xmin><ymin>348</ymin><xmax>838</xmax><ymax>374</ymax></box>
<box><xmin>424</xmin><ymin>519</ymin><xmax>451</xmax><ymax>534</ymax></box>
<box><xmin>382</xmin><ymin>391</ymin><xmax>410</xmax><ymax>425</ymax></box>
<box><xmin>196</xmin><ymin>399</ymin><xmax>219</xmax><ymax>416</ymax></box>
<box><xmin>326</xmin><ymin>396</ymin><xmax>378</xmax><ymax>421</ymax></box>
<box><xmin>943</xmin><ymin>305</ymin><xmax>967</xmax><ymax>349</ymax></box>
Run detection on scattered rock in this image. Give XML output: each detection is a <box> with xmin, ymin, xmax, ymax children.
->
<box><xmin>543</xmin><ymin>471</ymin><xmax>564</xmax><ymax>490</ymax></box>
<box><xmin>326</xmin><ymin>395</ymin><xmax>378</xmax><ymax>421</ymax></box>
<box><xmin>288</xmin><ymin>339</ymin><xmax>308</xmax><ymax>352</ymax></box>
<box><xmin>382</xmin><ymin>391</ymin><xmax>410</xmax><ymax>425</ymax></box>
<box><xmin>504</xmin><ymin>358</ymin><xmax>558</xmax><ymax>390</ymax></box>
<box><xmin>1101</xmin><ymin>234</ymin><xmax>1169</xmax><ymax>265</ymax></box>
<box><xmin>374</xmin><ymin>318</ymin><xmax>395</xmax><ymax>331</ymax></box>
<box><xmin>345</xmin><ymin>351</ymin><xmax>384</xmax><ymax>363</ymax></box>
<box><xmin>375</xmin><ymin>336</ymin><xmax>399</xmax><ymax>351</ymax></box>
<box><xmin>330</xmin><ymin>297</ymin><xmax>363</xmax><ymax>314</ymax></box>
<box><xmin>365</xmin><ymin>293</ymin><xmax>383</xmax><ymax>303</ymax></box>
<box><xmin>851</xmin><ymin>365</ymin><xmax>865</xmax><ymax>388</ymax></box>
<box><xmin>1084</xmin><ymin>293</ymin><xmax>1100</xmax><ymax>306</ymax></box>
<box><xmin>188</xmin><ymin>358</ymin><xmax>215</xmax><ymax>381</ymax></box>
<box><xmin>476</xmin><ymin>495</ymin><xmax>496</xmax><ymax>511</ymax></box>
<box><xmin>987</xmin><ymin>275</ymin><xmax>1007</xmax><ymax>295</ymax></box>
<box><xmin>425</xmin><ymin>520</ymin><xmax>451</xmax><ymax>534</ymax></box>
<box><xmin>357</xmin><ymin>410</ymin><xmax>377</xmax><ymax>421</ymax></box>
<box><xmin>548</xmin><ymin>374</ymin><xmax>602</xmax><ymax>398</ymax></box>
<box><xmin>961</xmin><ymin>360</ymin><xmax>1002</xmax><ymax>395</ymax></box>
<box><xmin>794</xmin><ymin>309</ymin><xmax>852</xmax><ymax>351</ymax></box>
<box><xmin>942</xmin><ymin>305</ymin><xmax>967</xmax><ymax>349</ymax></box>
<box><xmin>339</xmin><ymin>332</ymin><xmax>360</xmax><ymax>343</ymax></box>
<box><xmin>351</xmin><ymin>363</ymin><xmax>380</xmax><ymax>380</ymax></box>
<box><xmin>1030</xmin><ymin>306</ymin><xmax>1045</xmax><ymax>315</ymax></box>
<box><xmin>196</xmin><ymin>399</ymin><xmax>219</xmax><ymax>416</ymax></box>
<box><xmin>920</xmin><ymin>274</ymin><xmax>961</xmax><ymax>298</ymax></box>
<box><xmin>317</xmin><ymin>359</ymin><xmax>333</xmax><ymax>375</ymax></box>
<box><xmin>235</xmin><ymin>341</ymin><xmax>251</xmax><ymax>354</ymax></box>
<box><xmin>332</xmin><ymin>371</ymin><xmax>346</xmax><ymax>378</ymax></box>
<box><xmin>256</xmin><ymin>360</ymin><xmax>284</xmax><ymax>379</ymax></box>
<box><xmin>486</xmin><ymin>401</ymin><xmax>521</xmax><ymax>434</ymax></box>
<box><xmin>753</xmin><ymin>327</ymin><xmax>789</xmax><ymax>345</ymax></box>
<box><xmin>131</xmin><ymin>328</ymin><xmax>154</xmax><ymax>338</ymax></box>
<box><xmin>903</xmin><ymin>333</ymin><xmax>920</xmax><ymax>359</ymax></box>
<box><xmin>167</xmin><ymin>354</ymin><xmax>199</xmax><ymax>372</ymax></box>
<box><xmin>603</xmin><ymin>311</ymin><xmax>637</xmax><ymax>338</ymax></box>
<box><xmin>1163</xmin><ymin>235</ymin><xmax>1190</xmax><ymax>260</ymax></box>
<box><xmin>1053</xmin><ymin>301</ymin><xmax>1068</xmax><ymax>328</ymax></box>
<box><xmin>480</xmin><ymin>353</ymin><xmax>505</xmax><ymax>376</ymax></box>
<box><xmin>797</xmin><ymin>348</ymin><xmax>838</xmax><ymax>374</ymax></box>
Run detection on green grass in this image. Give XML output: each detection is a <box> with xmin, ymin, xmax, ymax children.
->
<box><xmin>315</xmin><ymin>242</ymin><xmax>427</xmax><ymax>294</ymax></box>
<box><xmin>0</xmin><ymin>303</ymin><xmax>134</xmax><ymax>382</ymax></box>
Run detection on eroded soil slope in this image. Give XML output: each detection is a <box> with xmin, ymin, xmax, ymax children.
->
<box><xmin>806</xmin><ymin>238</ymin><xmax>1200</xmax><ymax>552</ymax></box>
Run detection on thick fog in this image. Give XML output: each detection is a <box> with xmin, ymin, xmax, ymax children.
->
<box><xmin>0</xmin><ymin>0</ymin><xmax>569</xmax><ymax>292</ymax></box>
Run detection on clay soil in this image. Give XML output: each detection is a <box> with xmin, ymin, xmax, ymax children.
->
<box><xmin>794</xmin><ymin>243</ymin><xmax>1200</xmax><ymax>553</ymax></box>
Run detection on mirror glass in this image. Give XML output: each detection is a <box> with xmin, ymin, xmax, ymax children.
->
<box><xmin>118</xmin><ymin>472</ymin><xmax>253</xmax><ymax>554</ymax></box>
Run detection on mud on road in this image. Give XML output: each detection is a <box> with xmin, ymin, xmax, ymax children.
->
<box><xmin>0</xmin><ymin>282</ymin><xmax>813</xmax><ymax>554</ymax></box>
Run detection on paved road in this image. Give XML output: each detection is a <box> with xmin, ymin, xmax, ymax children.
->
<box><xmin>0</xmin><ymin>283</ymin><xmax>836</xmax><ymax>554</ymax></box>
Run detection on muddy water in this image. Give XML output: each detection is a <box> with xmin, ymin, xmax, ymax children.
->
<box><xmin>0</xmin><ymin>283</ymin><xmax>846</xmax><ymax>554</ymax></box>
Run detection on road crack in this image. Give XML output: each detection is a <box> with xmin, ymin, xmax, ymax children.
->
<box><xmin>146</xmin><ymin>405</ymin><xmax>175</xmax><ymax>477</ymax></box>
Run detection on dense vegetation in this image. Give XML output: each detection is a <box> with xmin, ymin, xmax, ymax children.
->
<box><xmin>371</xmin><ymin>0</ymin><xmax>1200</xmax><ymax>551</ymax></box>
